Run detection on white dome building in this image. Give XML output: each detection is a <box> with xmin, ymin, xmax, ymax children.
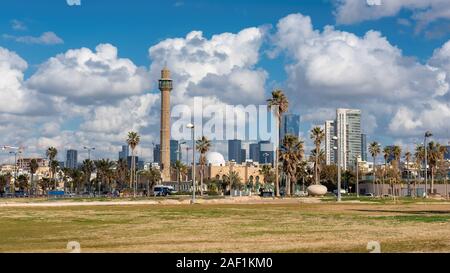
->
<box><xmin>205</xmin><ymin>152</ymin><xmax>226</xmax><ymax>166</ymax></box>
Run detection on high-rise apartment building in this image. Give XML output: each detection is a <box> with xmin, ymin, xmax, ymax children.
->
<box><xmin>361</xmin><ymin>134</ymin><xmax>367</xmax><ymax>162</ymax></box>
<box><xmin>153</xmin><ymin>144</ymin><xmax>161</xmax><ymax>164</ymax></box>
<box><xmin>280</xmin><ymin>113</ymin><xmax>300</xmax><ymax>141</ymax></box>
<box><xmin>228</xmin><ymin>139</ymin><xmax>242</xmax><ymax>164</ymax></box>
<box><xmin>118</xmin><ymin>145</ymin><xmax>129</xmax><ymax>160</ymax></box>
<box><xmin>249</xmin><ymin>143</ymin><xmax>260</xmax><ymax>162</ymax></box>
<box><xmin>259</xmin><ymin>141</ymin><xmax>274</xmax><ymax>165</ymax></box>
<box><xmin>336</xmin><ymin>108</ymin><xmax>362</xmax><ymax>170</ymax></box>
<box><xmin>324</xmin><ymin>120</ymin><xmax>336</xmax><ymax>165</ymax></box>
<box><xmin>66</xmin><ymin>149</ymin><xmax>78</xmax><ymax>169</ymax></box>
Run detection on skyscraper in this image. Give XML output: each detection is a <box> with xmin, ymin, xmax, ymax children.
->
<box><xmin>228</xmin><ymin>139</ymin><xmax>242</xmax><ymax>163</ymax></box>
<box><xmin>249</xmin><ymin>143</ymin><xmax>260</xmax><ymax>162</ymax></box>
<box><xmin>324</xmin><ymin>120</ymin><xmax>336</xmax><ymax>165</ymax></box>
<box><xmin>118</xmin><ymin>145</ymin><xmax>129</xmax><ymax>160</ymax></box>
<box><xmin>240</xmin><ymin>149</ymin><xmax>246</xmax><ymax>163</ymax></box>
<box><xmin>280</xmin><ymin>113</ymin><xmax>300</xmax><ymax>141</ymax></box>
<box><xmin>336</xmin><ymin>108</ymin><xmax>362</xmax><ymax>170</ymax></box>
<box><xmin>259</xmin><ymin>141</ymin><xmax>274</xmax><ymax>165</ymax></box>
<box><xmin>170</xmin><ymin>140</ymin><xmax>180</xmax><ymax>164</ymax></box>
<box><xmin>159</xmin><ymin>67</ymin><xmax>173</xmax><ymax>181</ymax></box>
<box><xmin>66</xmin><ymin>149</ymin><xmax>78</xmax><ymax>169</ymax></box>
<box><xmin>153</xmin><ymin>144</ymin><xmax>161</xmax><ymax>164</ymax></box>
<box><xmin>361</xmin><ymin>134</ymin><xmax>367</xmax><ymax>162</ymax></box>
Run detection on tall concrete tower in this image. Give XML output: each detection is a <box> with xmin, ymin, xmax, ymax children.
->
<box><xmin>159</xmin><ymin>67</ymin><xmax>173</xmax><ymax>181</ymax></box>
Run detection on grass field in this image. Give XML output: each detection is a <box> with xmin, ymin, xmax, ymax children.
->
<box><xmin>1</xmin><ymin>198</ymin><xmax>449</xmax><ymax>253</ymax></box>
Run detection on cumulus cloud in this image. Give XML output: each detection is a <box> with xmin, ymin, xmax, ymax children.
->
<box><xmin>148</xmin><ymin>28</ymin><xmax>267</xmax><ymax>105</ymax></box>
<box><xmin>28</xmin><ymin>44</ymin><xmax>151</xmax><ymax>104</ymax></box>
<box><xmin>272</xmin><ymin>13</ymin><xmax>450</xmax><ymax>140</ymax></box>
<box><xmin>67</xmin><ymin>0</ymin><xmax>81</xmax><ymax>6</ymax></box>
<box><xmin>81</xmin><ymin>94</ymin><xmax>159</xmax><ymax>134</ymax></box>
<box><xmin>0</xmin><ymin>47</ymin><xmax>51</xmax><ymax>115</ymax></box>
<box><xmin>334</xmin><ymin>0</ymin><xmax>450</xmax><ymax>33</ymax></box>
<box><xmin>3</xmin><ymin>32</ymin><xmax>64</xmax><ymax>45</ymax></box>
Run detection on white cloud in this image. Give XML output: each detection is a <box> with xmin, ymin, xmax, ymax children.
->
<box><xmin>28</xmin><ymin>44</ymin><xmax>151</xmax><ymax>103</ymax></box>
<box><xmin>148</xmin><ymin>28</ymin><xmax>267</xmax><ymax>105</ymax></box>
<box><xmin>334</xmin><ymin>0</ymin><xmax>450</xmax><ymax>32</ymax></box>
<box><xmin>3</xmin><ymin>32</ymin><xmax>64</xmax><ymax>45</ymax></box>
<box><xmin>0</xmin><ymin>47</ymin><xmax>50</xmax><ymax>115</ymax></box>
<box><xmin>81</xmin><ymin>94</ymin><xmax>159</xmax><ymax>134</ymax></box>
<box><xmin>11</xmin><ymin>19</ymin><xmax>27</xmax><ymax>31</ymax></box>
<box><xmin>67</xmin><ymin>0</ymin><xmax>81</xmax><ymax>6</ymax></box>
<box><xmin>272</xmin><ymin>13</ymin><xmax>450</xmax><ymax>140</ymax></box>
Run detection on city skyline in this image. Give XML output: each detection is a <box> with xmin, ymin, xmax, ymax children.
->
<box><xmin>1</xmin><ymin>0</ymin><xmax>450</xmax><ymax>164</ymax></box>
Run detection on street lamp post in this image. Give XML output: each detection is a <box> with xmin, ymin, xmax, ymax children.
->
<box><xmin>263</xmin><ymin>153</ymin><xmax>269</xmax><ymax>165</ymax></box>
<box><xmin>186</xmin><ymin>123</ymin><xmax>196</xmax><ymax>204</ymax></box>
<box><xmin>333</xmin><ymin>136</ymin><xmax>341</xmax><ymax>202</ymax></box>
<box><xmin>9</xmin><ymin>151</ymin><xmax>21</xmax><ymax>194</ymax></box>
<box><xmin>355</xmin><ymin>156</ymin><xmax>359</xmax><ymax>198</ymax></box>
<box><xmin>424</xmin><ymin>131</ymin><xmax>432</xmax><ymax>198</ymax></box>
<box><xmin>83</xmin><ymin>146</ymin><xmax>95</xmax><ymax>160</ymax></box>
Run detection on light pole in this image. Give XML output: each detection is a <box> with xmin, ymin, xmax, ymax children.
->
<box><xmin>333</xmin><ymin>136</ymin><xmax>341</xmax><ymax>202</ymax></box>
<box><xmin>355</xmin><ymin>155</ymin><xmax>359</xmax><ymax>198</ymax></box>
<box><xmin>83</xmin><ymin>146</ymin><xmax>95</xmax><ymax>160</ymax></box>
<box><xmin>9</xmin><ymin>151</ymin><xmax>21</xmax><ymax>194</ymax></box>
<box><xmin>424</xmin><ymin>131</ymin><xmax>432</xmax><ymax>198</ymax></box>
<box><xmin>263</xmin><ymin>153</ymin><xmax>269</xmax><ymax>165</ymax></box>
<box><xmin>187</xmin><ymin>123</ymin><xmax>196</xmax><ymax>204</ymax></box>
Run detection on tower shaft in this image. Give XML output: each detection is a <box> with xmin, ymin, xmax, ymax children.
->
<box><xmin>159</xmin><ymin>68</ymin><xmax>173</xmax><ymax>182</ymax></box>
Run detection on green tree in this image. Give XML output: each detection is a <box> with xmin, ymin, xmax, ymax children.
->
<box><xmin>138</xmin><ymin>168</ymin><xmax>161</xmax><ymax>196</ymax></box>
<box><xmin>29</xmin><ymin>159</ymin><xmax>39</xmax><ymax>196</ymax></box>
<box><xmin>267</xmin><ymin>89</ymin><xmax>289</xmax><ymax>197</ymax></box>
<box><xmin>81</xmin><ymin>159</ymin><xmax>95</xmax><ymax>192</ymax></box>
<box><xmin>310</xmin><ymin>127</ymin><xmax>325</xmax><ymax>185</ymax></box>
<box><xmin>127</xmin><ymin>131</ymin><xmax>140</xmax><ymax>192</ymax></box>
<box><xmin>46</xmin><ymin>147</ymin><xmax>58</xmax><ymax>188</ymax></box>
<box><xmin>280</xmin><ymin>134</ymin><xmax>304</xmax><ymax>196</ymax></box>
<box><xmin>369</xmin><ymin>142</ymin><xmax>381</xmax><ymax>196</ymax></box>
<box><xmin>95</xmin><ymin>159</ymin><xmax>115</xmax><ymax>193</ymax></box>
<box><xmin>196</xmin><ymin>136</ymin><xmax>211</xmax><ymax>196</ymax></box>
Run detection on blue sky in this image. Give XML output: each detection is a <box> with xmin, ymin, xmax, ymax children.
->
<box><xmin>1</xmin><ymin>0</ymin><xmax>450</xmax><ymax>162</ymax></box>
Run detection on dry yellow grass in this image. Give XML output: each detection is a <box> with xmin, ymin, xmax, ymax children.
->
<box><xmin>0</xmin><ymin>201</ymin><xmax>449</xmax><ymax>253</ymax></box>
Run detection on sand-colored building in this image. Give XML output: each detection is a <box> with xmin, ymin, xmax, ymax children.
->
<box><xmin>196</xmin><ymin>152</ymin><xmax>265</xmax><ymax>185</ymax></box>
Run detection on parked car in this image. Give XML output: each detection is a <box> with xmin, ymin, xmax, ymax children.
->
<box><xmin>153</xmin><ymin>185</ymin><xmax>173</xmax><ymax>196</ymax></box>
<box><xmin>364</xmin><ymin>193</ymin><xmax>374</xmax><ymax>197</ymax></box>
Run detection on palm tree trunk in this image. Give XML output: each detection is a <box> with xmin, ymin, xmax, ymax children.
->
<box><xmin>431</xmin><ymin>169</ymin><xmax>435</xmax><ymax>195</ymax></box>
<box><xmin>286</xmin><ymin>175</ymin><xmax>290</xmax><ymax>196</ymax></box>
<box><xmin>200</xmin><ymin>166</ymin><xmax>204</xmax><ymax>196</ymax></box>
<box><xmin>275</xmin><ymin>116</ymin><xmax>280</xmax><ymax>197</ymax></box>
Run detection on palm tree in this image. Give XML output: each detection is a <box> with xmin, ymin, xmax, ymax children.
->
<box><xmin>81</xmin><ymin>159</ymin><xmax>95</xmax><ymax>193</ymax></box>
<box><xmin>404</xmin><ymin>151</ymin><xmax>412</xmax><ymax>196</ymax></box>
<box><xmin>138</xmin><ymin>168</ymin><xmax>161</xmax><ymax>196</ymax></box>
<box><xmin>49</xmin><ymin>160</ymin><xmax>60</xmax><ymax>190</ymax></box>
<box><xmin>29</xmin><ymin>159</ymin><xmax>39</xmax><ymax>196</ymax></box>
<box><xmin>369</xmin><ymin>142</ymin><xmax>381</xmax><ymax>196</ymax></box>
<box><xmin>0</xmin><ymin>174</ymin><xmax>8</xmax><ymax>195</ymax></box>
<box><xmin>391</xmin><ymin>145</ymin><xmax>402</xmax><ymax>199</ymax></box>
<box><xmin>427</xmin><ymin>142</ymin><xmax>447</xmax><ymax>194</ymax></box>
<box><xmin>95</xmin><ymin>159</ymin><xmax>115</xmax><ymax>194</ymax></box>
<box><xmin>116</xmin><ymin>158</ymin><xmax>129</xmax><ymax>190</ymax></box>
<box><xmin>267</xmin><ymin>89</ymin><xmax>289</xmax><ymax>197</ymax></box>
<box><xmin>173</xmin><ymin>160</ymin><xmax>187</xmax><ymax>191</ymax></box>
<box><xmin>414</xmin><ymin>145</ymin><xmax>425</xmax><ymax>197</ymax></box>
<box><xmin>127</xmin><ymin>131</ymin><xmax>140</xmax><ymax>195</ymax></box>
<box><xmin>382</xmin><ymin>146</ymin><xmax>392</xmax><ymax>196</ymax></box>
<box><xmin>46</xmin><ymin>147</ymin><xmax>58</xmax><ymax>188</ymax></box>
<box><xmin>310</xmin><ymin>127</ymin><xmax>325</xmax><ymax>185</ymax></box>
<box><xmin>227</xmin><ymin>171</ymin><xmax>242</xmax><ymax>192</ymax></box>
<box><xmin>196</xmin><ymin>136</ymin><xmax>211</xmax><ymax>196</ymax></box>
<box><xmin>68</xmin><ymin>169</ymin><xmax>83</xmax><ymax>194</ymax></box>
<box><xmin>280</xmin><ymin>134</ymin><xmax>304</xmax><ymax>196</ymax></box>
